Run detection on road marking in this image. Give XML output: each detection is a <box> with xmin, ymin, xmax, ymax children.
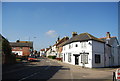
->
<box><xmin>18</xmin><ymin>66</ymin><xmax>51</xmax><ymax>81</ymax></box>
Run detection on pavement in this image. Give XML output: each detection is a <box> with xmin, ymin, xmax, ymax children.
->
<box><xmin>2</xmin><ymin>57</ymin><xmax>119</xmax><ymax>81</ymax></box>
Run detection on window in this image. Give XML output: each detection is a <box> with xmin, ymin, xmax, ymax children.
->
<box><xmin>81</xmin><ymin>42</ymin><xmax>87</xmax><ymax>48</ymax></box>
<box><xmin>64</xmin><ymin>53</ymin><xmax>65</xmax><ymax>61</ymax></box>
<box><xmin>13</xmin><ymin>47</ymin><xmax>16</xmax><ymax>49</ymax></box>
<box><xmin>20</xmin><ymin>47</ymin><xmax>22</xmax><ymax>50</ymax></box>
<box><xmin>69</xmin><ymin>44</ymin><xmax>71</xmax><ymax>49</ymax></box>
<box><xmin>81</xmin><ymin>54</ymin><xmax>88</xmax><ymax>64</ymax></box>
<box><xmin>95</xmin><ymin>54</ymin><xmax>101</xmax><ymax>63</ymax></box>
<box><xmin>68</xmin><ymin>53</ymin><xmax>71</xmax><ymax>62</ymax></box>
<box><xmin>64</xmin><ymin>47</ymin><xmax>65</xmax><ymax>50</ymax></box>
<box><xmin>75</xmin><ymin>44</ymin><xmax>78</xmax><ymax>47</ymax></box>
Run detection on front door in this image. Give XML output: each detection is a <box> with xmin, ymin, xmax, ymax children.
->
<box><xmin>75</xmin><ymin>55</ymin><xmax>79</xmax><ymax>65</ymax></box>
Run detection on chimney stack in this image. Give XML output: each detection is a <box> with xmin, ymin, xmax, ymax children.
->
<box><xmin>64</xmin><ymin>36</ymin><xmax>69</xmax><ymax>41</ymax></box>
<box><xmin>106</xmin><ymin>32</ymin><xmax>111</xmax><ymax>39</ymax></box>
<box><xmin>72</xmin><ymin>32</ymin><xmax>77</xmax><ymax>37</ymax></box>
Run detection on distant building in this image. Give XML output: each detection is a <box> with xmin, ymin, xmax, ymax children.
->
<box><xmin>40</xmin><ymin>49</ymin><xmax>45</xmax><ymax>56</ymax></box>
<box><xmin>56</xmin><ymin>36</ymin><xmax>69</xmax><ymax>58</ymax></box>
<box><xmin>10</xmin><ymin>40</ymin><xmax>33</xmax><ymax>56</ymax></box>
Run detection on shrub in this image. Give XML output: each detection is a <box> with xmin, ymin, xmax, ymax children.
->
<box><xmin>48</xmin><ymin>56</ymin><xmax>56</xmax><ymax>59</ymax></box>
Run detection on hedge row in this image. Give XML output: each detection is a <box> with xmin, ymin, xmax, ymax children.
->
<box><xmin>48</xmin><ymin>56</ymin><xmax>56</xmax><ymax>59</ymax></box>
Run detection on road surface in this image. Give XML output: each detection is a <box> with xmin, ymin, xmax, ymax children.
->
<box><xmin>2</xmin><ymin>57</ymin><xmax>115</xmax><ymax>81</ymax></box>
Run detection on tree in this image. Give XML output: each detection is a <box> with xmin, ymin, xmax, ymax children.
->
<box><xmin>1</xmin><ymin>34</ymin><xmax>16</xmax><ymax>64</ymax></box>
<box><xmin>2</xmin><ymin>36</ymin><xmax>12</xmax><ymax>55</ymax></box>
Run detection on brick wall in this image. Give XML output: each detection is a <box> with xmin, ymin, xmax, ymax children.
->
<box><xmin>12</xmin><ymin>47</ymin><xmax>30</xmax><ymax>56</ymax></box>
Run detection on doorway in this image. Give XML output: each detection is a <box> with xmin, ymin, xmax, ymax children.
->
<box><xmin>75</xmin><ymin>55</ymin><xmax>79</xmax><ymax>65</ymax></box>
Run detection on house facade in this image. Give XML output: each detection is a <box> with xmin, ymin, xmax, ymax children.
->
<box><xmin>56</xmin><ymin>36</ymin><xmax>69</xmax><ymax>58</ymax></box>
<box><xmin>10</xmin><ymin>40</ymin><xmax>33</xmax><ymax>56</ymax></box>
<box><xmin>46</xmin><ymin>37</ymin><xmax>69</xmax><ymax>58</ymax></box>
<box><xmin>40</xmin><ymin>49</ymin><xmax>45</xmax><ymax>56</ymax></box>
<box><xmin>62</xmin><ymin>32</ymin><xmax>120</xmax><ymax>68</ymax></box>
<box><xmin>99</xmin><ymin>32</ymin><xmax>120</xmax><ymax>67</ymax></box>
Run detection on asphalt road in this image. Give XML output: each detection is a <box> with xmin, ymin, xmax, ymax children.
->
<box><xmin>2</xmin><ymin>57</ymin><xmax>115</xmax><ymax>81</ymax></box>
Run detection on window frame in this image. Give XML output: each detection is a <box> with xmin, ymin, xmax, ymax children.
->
<box><xmin>81</xmin><ymin>54</ymin><xmax>88</xmax><ymax>64</ymax></box>
<box><xmin>68</xmin><ymin>53</ymin><xmax>71</xmax><ymax>62</ymax></box>
<box><xmin>95</xmin><ymin>54</ymin><xmax>101</xmax><ymax>63</ymax></box>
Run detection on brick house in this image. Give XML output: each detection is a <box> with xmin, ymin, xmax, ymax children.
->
<box><xmin>10</xmin><ymin>40</ymin><xmax>33</xmax><ymax>56</ymax></box>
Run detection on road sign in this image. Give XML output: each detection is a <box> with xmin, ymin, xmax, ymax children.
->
<box><xmin>116</xmin><ymin>68</ymin><xmax>120</xmax><ymax>80</ymax></box>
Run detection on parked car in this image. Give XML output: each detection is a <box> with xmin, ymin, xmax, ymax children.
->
<box><xmin>28</xmin><ymin>56</ymin><xmax>37</xmax><ymax>61</ymax></box>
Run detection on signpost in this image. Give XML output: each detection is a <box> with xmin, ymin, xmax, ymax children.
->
<box><xmin>115</xmin><ymin>68</ymin><xmax>120</xmax><ymax>81</ymax></box>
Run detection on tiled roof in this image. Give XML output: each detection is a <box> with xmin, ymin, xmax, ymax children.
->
<box><xmin>62</xmin><ymin>33</ymin><xmax>104</xmax><ymax>46</ymax></box>
<box><xmin>57</xmin><ymin>40</ymin><xmax>68</xmax><ymax>47</ymax></box>
<box><xmin>40</xmin><ymin>49</ymin><xmax>45</xmax><ymax>51</ymax></box>
<box><xmin>53</xmin><ymin>37</ymin><xmax>69</xmax><ymax>47</ymax></box>
<box><xmin>99</xmin><ymin>36</ymin><xmax>118</xmax><ymax>45</ymax></box>
<box><xmin>10</xmin><ymin>42</ymin><xmax>33</xmax><ymax>47</ymax></box>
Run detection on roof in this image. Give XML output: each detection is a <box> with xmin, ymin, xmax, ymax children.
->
<box><xmin>62</xmin><ymin>33</ymin><xmax>104</xmax><ymax>46</ymax></box>
<box><xmin>40</xmin><ymin>49</ymin><xmax>45</xmax><ymax>51</ymax></box>
<box><xmin>57</xmin><ymin>40</ymin><xmax>68</xmax><ymax>47</ymax></box>
<box><xmin>99</xmin><ymin>36</ymin><xmax>118</xmax><ymax>45</ymax></box>
<box><xmin>10</xmin><ymin>42</ymin><xmax>33</xmax><ymax>47</ymax></box>
<box><xmin>53</xmin><ymin>37</ymin><xmax>69</xmax><ymax>47</ymax></box>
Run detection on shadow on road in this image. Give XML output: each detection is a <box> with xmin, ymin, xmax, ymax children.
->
<box><xmin>2</xmin><ymin>61</ymin><xmax>63</xmax><ymax>81</ymax></box>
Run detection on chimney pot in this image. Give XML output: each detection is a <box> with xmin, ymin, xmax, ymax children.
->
<box><xmin>72</xmin><ymin>32</ymin><xmax>77</xmax><ymax>37</ymax></box>
<box><xmin>106</xmin><ymin>32</ymin><xmax>111</xmax><ymax>38</ymax></box>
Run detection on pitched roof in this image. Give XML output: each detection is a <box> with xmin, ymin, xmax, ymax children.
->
<box><xmin>53</xmin><ymin>37</ymin><xmax>69</xmax><ymax>47</ymax></box>
<box><xmin>57</xmin><ymin>40</ymin><xmax>68</xmax><ymax>47</ymax></box>
<box><xmin>40</xmin><ymin>49</ymin><xmax>45</xmax><ymax>51</ymax></box>
<box><xmin>10</xmin><ymin>42</ymin><xmax>33</xmax><ymax>47</ymax></box>
<box><xmin>62</xmin><ymin>33</ymin><xmax>104</xmax><ymax>46</ymax></box>
<box><xmin>99</xmin><ymin>36</ymin><xmax>118</xmax><ymax>45</ymax></box>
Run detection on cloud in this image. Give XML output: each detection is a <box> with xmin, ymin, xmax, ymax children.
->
<box><xmin>46</xmin><ymin>30</ymin><xmax>58</xmax><ymax>37</ymax></box>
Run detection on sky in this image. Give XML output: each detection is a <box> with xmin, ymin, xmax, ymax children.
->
<box><xmin>2</xmin><ymin>2</ymin><xmax>119</xmax><ymax>51</ymax></box>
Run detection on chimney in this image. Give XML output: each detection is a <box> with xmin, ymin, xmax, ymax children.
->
<box><xmin>72</xmin><ymin>32</ymin><xmax>77</xmax><ymax>37</ymax></box>
<box><xmin>16</xmin><ymin>40</ymin><xmax>20</xmax><ymax>42</ymax></box>
<box><xmin>106</xmin><ymin>32</ymin><xmax>111</xmax><ymax>38</ymax></box>
<box><xmin>65</xmin><ymin>36</ymin><xmax>69</xmax><ymax>40</ymax></box>
<box><xmin>57</xmin><ymin>37</ymin><xmax>60</xmax><ymax>41</ymax></box>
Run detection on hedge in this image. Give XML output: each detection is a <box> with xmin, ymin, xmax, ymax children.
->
<box><xmin>48</xmin><ymin>56</ymin><xmax>56</xmax><ymax>59</ymax></box>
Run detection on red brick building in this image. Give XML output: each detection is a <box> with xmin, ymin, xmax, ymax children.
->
<box><xmin>10</xmin><ymin>40</ymin><xmax>33</xmax><ymax>56</ymax></box>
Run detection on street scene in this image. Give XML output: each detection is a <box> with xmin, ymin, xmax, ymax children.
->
<box><xmin>1</xmin><ymin>1</ymin><xmax>120</xmax><ymax>81</ymax></box>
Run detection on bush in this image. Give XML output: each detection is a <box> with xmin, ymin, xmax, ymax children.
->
<box><xmin>48</xmin><ymin>56</ymin><xmax>56</xmax><ymax>59</ymax></box>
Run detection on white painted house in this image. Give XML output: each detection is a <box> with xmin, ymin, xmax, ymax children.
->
<box><xmin>62</xmin><ymin>32</ymin><xmax>120</xmax><ymax>68</ymax></box>
<box><xmin>40</xmin><ymin>49</ymin><xmax>45</xmax><ymax>56</ymax></box>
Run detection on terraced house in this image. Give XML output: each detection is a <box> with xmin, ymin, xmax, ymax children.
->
<box><xmin>62</xmin><ymin>32</ymin><xmax>120</xmax><ymax>68</ymax></box>
<box><xmin>10</xmin><ymin>40</ymin><xmax>33</xmax><ymax>56</ymax></box>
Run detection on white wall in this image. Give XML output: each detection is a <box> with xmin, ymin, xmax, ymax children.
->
<box><xmin>62</xmin><ymin>40</ymin><xmax>94</xmax><ymax>68</ymax></box>
<box><xmin>12</xmin><ymin>51</ymin><xmax>23</xmax><ymax>56</ymax></box>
